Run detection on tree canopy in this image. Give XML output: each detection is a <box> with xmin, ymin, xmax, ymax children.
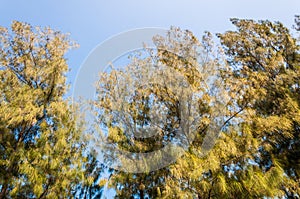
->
<box><xmin>94</xmin><ymin>18</ymin><xmax>300</xmax><ymax>198</ymax></box>
<box><xmin>0</xmin><ymin>21</ymin><xmax>103</xmax><ymax>199</ymax></box>
<box><xmin>0</xmin><ymin>17</ymin><xmax>299</xmax><ymax>199</ymax></box>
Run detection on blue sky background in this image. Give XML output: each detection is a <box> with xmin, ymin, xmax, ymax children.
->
<box><xmin>1</xmin><ymin>1</ymin><xmax>299</xmax><ymax>197</ymax></box>
<box><xmin>1</xmin><ymin>0</ymin><xmax>299</xmax><ymax>94</ymax></box>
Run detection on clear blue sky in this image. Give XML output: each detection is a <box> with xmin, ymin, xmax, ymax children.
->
<box><xmin>1</xmin><ymin>0</ymin><xmax>299</xmax><ymax>93</ymax></box>
<box><xmin>1</xmin><ymin>1</ymin><xmax>298</xmax><ymax>197</ymax></box>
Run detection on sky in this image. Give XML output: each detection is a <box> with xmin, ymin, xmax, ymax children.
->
<box><xmin>1</xmin><ymin>0</ymin><xmax>299</xmax><ymax>95</ymax></box>
<box><xmin>1</xmin><ymin>1</ymin><xmax>299</xmax><ymax>197</ymax></box>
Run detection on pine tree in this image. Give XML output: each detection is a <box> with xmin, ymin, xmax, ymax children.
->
<box><xmin>94</xmin><ymin>27</ymin><xmax>230</xmax><ymax>198</ymax></box>
<box><xmin>0</xmin><ymin>21</ymin><xmax>93</xmax><ymax>198</ymax></box>
<box><xmin>94</xmin><ymin>18</ymin><xmax>300</xmax><ymax>198</ymax></box>
<box><xmin>218</xmin><ymin>18</ymin><xmax>300</xmax><ymax>198</ymax></box>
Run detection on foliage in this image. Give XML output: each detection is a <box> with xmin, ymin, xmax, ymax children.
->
<box><xmin>94</xmin><ymin>18</ymin><xmax>300</xmax><ymax>199</ymax></box>
<box><xmin>0</xmin><ymin>21</ymin><xmax>102</xmax><ymax>198</ymax></box>
<box><xmin>2</xmin><ymin>17</ymin><xmax>299</xmax><ymax>199</ymax></box>
<box><xmin>218</xmin><ymin>18</ymin><xmax>300</xmax><ymax>198</ymax></box>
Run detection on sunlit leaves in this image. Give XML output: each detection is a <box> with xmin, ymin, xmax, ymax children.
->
<box><xmin>0</xmin><ymin>21</ymin><xmax>87</xmax><ymax>198</ymax></box>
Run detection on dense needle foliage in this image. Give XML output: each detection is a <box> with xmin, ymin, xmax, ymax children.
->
<box><xmin>1</xmin><ymin>17</ymin><xmax>299</xmax><ymax>199</ymax></box>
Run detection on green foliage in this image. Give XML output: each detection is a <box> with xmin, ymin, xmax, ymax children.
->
<box><xmin>218</xmin><ymin>18</ymin><xmax>300</xmax><ymax>197</ymax></box>
<box><xmin>0</xmin><ymin>21</ymin><xmax>100</xmax><ymax>198</ymax></box>
<box><xmin>4</xmin><ymin>17</ymin><xmax>298</xmax><ymax>199</ymax></box>
<box><xmin>95</xmin><ymin>18</ymin><xmax>300</xmax><ymax>199</ymax></box>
